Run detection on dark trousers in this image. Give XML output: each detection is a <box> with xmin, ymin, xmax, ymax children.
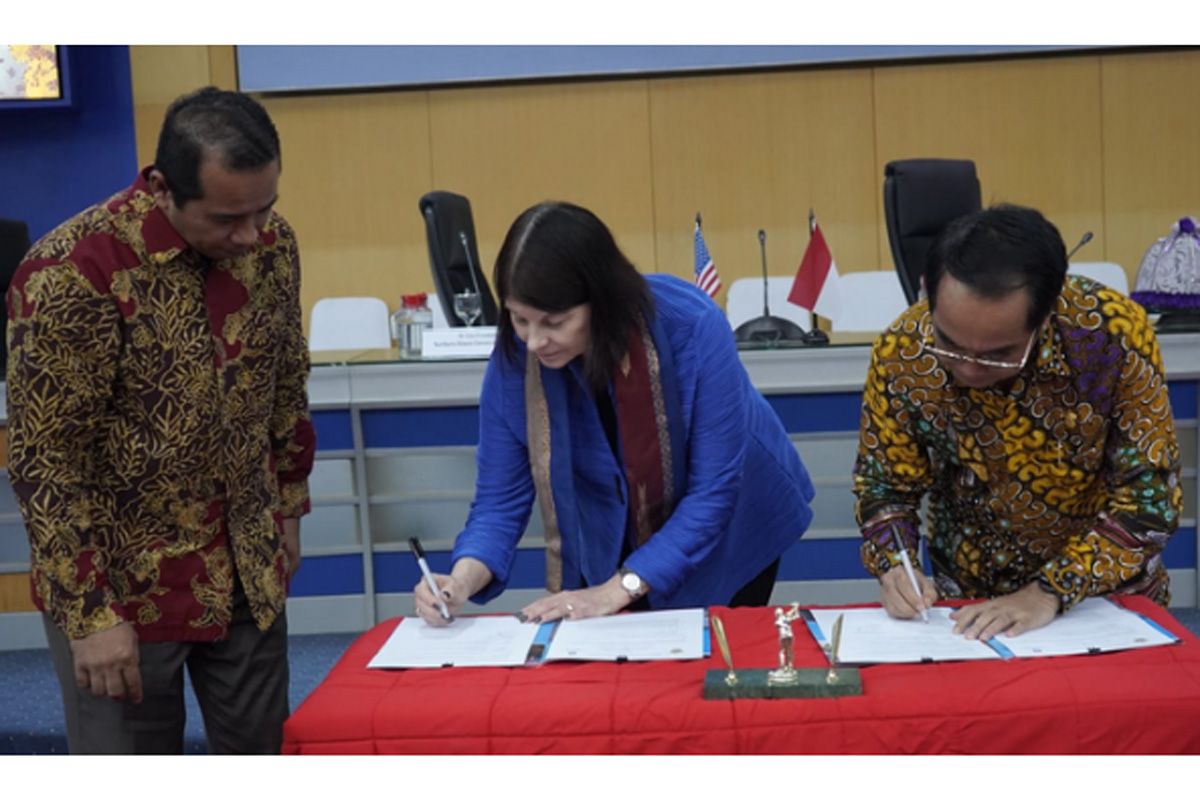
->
<box><xmin>44</xmin><ymin>589</ymin><xmax>289</xmax><ymax>755</ymax></box>
<box><xmin>729</xmin><ymin>558</ymin><xmax>781</xmax><ymax>607</ymax></box>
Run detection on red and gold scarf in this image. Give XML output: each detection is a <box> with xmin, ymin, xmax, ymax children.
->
<box><xmin>525</xmin><ymin>315</ymin><xmax>678</xmax><ymax>591</ymax></box>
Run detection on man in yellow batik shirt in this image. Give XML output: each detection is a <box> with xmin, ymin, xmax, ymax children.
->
<box><xmin>854</xmin><ymin>204</ymin><xmax>1181</xmax><ymax>641</ymax></box>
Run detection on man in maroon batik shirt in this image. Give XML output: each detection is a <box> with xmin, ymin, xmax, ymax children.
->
<box><xmin>6</xmin><ymin>87</ymin><xmax>315</xmax><ymax>754</ymax></box>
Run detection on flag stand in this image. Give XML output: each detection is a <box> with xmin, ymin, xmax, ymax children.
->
<box><xmin>733</xmin><ymin>228</ymin><xmax>812</xmax><ymax>347</ymax></box>
<box><xmin>781</xmin><ymin>209</ymin><xmax>831</xmax><ymax>346</ymax></box>
<box><xmin>806</xmin><ymin>314</ymin><xmax>829</xmax><ymax>344</ymax></box>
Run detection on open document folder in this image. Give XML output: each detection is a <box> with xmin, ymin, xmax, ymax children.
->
<box><xmin>368</xmin><ymin>608</ymin><xmax>708</xmax><ymax>669</ymax></box>
<box><xmin>805</xmin><ymin>597</ymin><xmax>1178</xmax><ymax>665</ymax></box>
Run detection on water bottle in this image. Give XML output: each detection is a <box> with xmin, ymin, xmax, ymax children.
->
<box><xmin>394</xmin><ymin>293</ymin><xmax>433</xmax><ymax>358</ymax></box>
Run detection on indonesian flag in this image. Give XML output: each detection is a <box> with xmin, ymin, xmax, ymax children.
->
<box><xmin>787</xmin><ymin>222</ymin><xmax>842</xmax><ymax>321</ymax></box>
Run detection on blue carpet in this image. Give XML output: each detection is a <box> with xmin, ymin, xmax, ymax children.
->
<box><xmin>0</xmin><ymin>631</ymin><xmax>356</xmax><ymax>755</ymax></box>
<box><xmin>5</xmin><ymin>611</ymin><xmax>1200</xmax><ymax>755</ymax></box>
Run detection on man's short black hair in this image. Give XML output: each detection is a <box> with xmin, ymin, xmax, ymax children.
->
<box><xmin>154</xmin><ymin>86</ymin><xmax>281</xmax><ymax>208</ymax></box>
<box><xmin>926</xmin><ymin>203</ymin><xmax>1068</xmax><ymax>330</ymax></box>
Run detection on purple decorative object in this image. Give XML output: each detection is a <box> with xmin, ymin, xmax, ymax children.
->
<box><xmin>1131</xmin><ymin>215</ymin><xmax>1200</xmax><ymax>313</ymax></box>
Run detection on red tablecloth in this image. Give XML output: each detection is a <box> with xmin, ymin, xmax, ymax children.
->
<box><xmin>283</xmin><ymin>597</ymin><xmax>1200</xmax><ymax>754</ymax></box>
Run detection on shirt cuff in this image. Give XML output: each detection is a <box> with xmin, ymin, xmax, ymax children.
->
<box><xmin>61</xmin><ymin>599</ymin><xmax>127</xmax><ymax>640</ymax></box>
<box><xmin>1038</xmin><ymin>554</ymin><xmax>1091</xmax><ymax>612</ymax></box>
<box><xmin>860</xmin><ymin>516</ymin><xmax>921</xmax><ymax>578</ymax></box>
<box><xmin>277</xmin><ymin>480</ymin><xmax>311</xmax><ymax>518</ymax></box>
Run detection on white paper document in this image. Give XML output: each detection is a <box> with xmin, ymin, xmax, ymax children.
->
<box><xmin>992</xmin><ymin>597</ymin><xmax>1178</xmax><ymax>658</ymax></box>
<box><xmin>367</xmin><ymin>608</ymin><xmax>707</xmax><ymax>669</ymax></box>
<box><xmin>368</xmin><ymin>616</ymin><xmax>539</xmax><ymax>669</ymax></box>
<box><xmin>806</xmin><ymin>597</ymin><xmax>1179</xmax><ymax>665</ymax></box>
<box><xmin>545</xmin><ymin>608</ymin><xmax>707</xmax><ymax>662</ymax></box>
<box><xmin>808</xmin><ymin>607</ymin><xmax>1002</xmax><ymax>664</ymax></box>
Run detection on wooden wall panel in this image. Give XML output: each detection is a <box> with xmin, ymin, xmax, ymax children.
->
<box><xmin>262</xmin><ymin>91</ymin><xmax>435</xmax><ymax>318</ymax></box>
<box><xmin>0</xmin><ymin>573</ymin><xmax>34</xmax><ymax>613</ymax></box>
<box><xmin>1101</xmin><ymin>49</ymin><xmax>1200</xmax><ymax>283</ymax></box>
<box><xmin>129</xmin><ymin>46</ymin><xmax>215</xmax><ymax>167</ymax></box>
<box><xmin>873</xmin><ymin>56</ymin><xmax>1106</xmax><ymax>272</ymax></box>
<box><xmin>427</xmin><ymin>79</ymin><xmax>656</xmax><ymax>284</ymax></box>
<box><xmin>121</xmin><ymin>47</ymin><xmax>1200</xmax><ymax>327</ymax></box>
<box><xmin>649</xmin><ymin>67</ymin><xmax>879</xmax><ymax>302</ymax></box>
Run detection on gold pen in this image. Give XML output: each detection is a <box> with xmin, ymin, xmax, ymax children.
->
<box><xmin>710</xmin><ymin>614</ymin><xmax>737</xmax><ymax>686</ymax></box>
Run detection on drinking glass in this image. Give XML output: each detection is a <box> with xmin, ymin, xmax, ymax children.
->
<box><xmin>453</xmin><ymin>290</ymin><xmax>482</xmax><ymax>327</ymax></box>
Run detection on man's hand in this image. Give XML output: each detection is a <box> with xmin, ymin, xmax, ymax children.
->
<box><xmin>520</xmin><ymin>575</ymin><xmax>636</xmax><ymax>624</ymax></box>
<box><xmin>879</xmin><ymin>563</ymin><xmax>938</xmax><ymax>620</ymax></box>
<box><xmin>950</xmin><ymin>581</ymin><xmax>1059</xmax><ymax>640</ymax></box>
<box><xmin>280</xmin><ymin>517</ymin><xmax>301</xmax><ymax>580</ymax></box>
<box><xmin>70</xmin><ymin>622</ymin><xmax>143</xmax><ymax>704</ymax></box>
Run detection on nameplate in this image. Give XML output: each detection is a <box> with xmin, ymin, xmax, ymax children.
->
<box><xmin>421</xmin><ymin>327</ymin><xmax>498</xmax><ymax>358</ymax></box>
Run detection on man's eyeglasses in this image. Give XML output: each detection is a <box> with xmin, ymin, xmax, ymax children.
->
<box><xmin>924</xmin><ymin>325</ymin><xmax>1039</xmax><ymax>371</ymax></box>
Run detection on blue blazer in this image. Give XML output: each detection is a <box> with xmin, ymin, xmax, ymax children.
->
<box><xmin>452</xmin><ymin>274</ymin><xmax>815</xmax><ymax>608</ymax></box>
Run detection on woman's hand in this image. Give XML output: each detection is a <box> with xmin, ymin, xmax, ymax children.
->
<box><xmin>412</xmin><ymin>573</ymin><xmax>467</xmax><ymax>626</ymax></box>
<box><xmin>519</xmin><ymin>575</ymin><xmax>635</xmax><ymax>623</ymax></box>
<box><xmin>412</xmin><ymin>556</ymin><xmax>493</xmax><ymax>626</ymax></box>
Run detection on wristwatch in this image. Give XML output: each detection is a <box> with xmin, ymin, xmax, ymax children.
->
<box><xmin>618</xmin><ymin>567</ymin><xmax>648</xmax><ymax>599</ymax></box>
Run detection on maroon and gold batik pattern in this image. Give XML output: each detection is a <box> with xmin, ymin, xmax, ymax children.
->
<box><xmin>854</xmin><ymin>276</ymin><xmax>1182</xmax><ymax>611</ymax></box>
<box><xmin>6</xmin><ymin>169</ymin><xmax>315</xmax><ymax>642</ymax></box>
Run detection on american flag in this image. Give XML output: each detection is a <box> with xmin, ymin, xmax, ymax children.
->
<box><xmin>693</xmin><ymin>220</ymin><xmax>721</xmax><ymax>299</ymax></box>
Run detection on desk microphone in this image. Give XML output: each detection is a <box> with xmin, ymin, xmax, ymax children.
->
<box><xmin>458</xmin><ymin>230</ymin><xmax>483</xmax><ymax>297</ymax></box>
<box><xmin>732</xmin><ymin>228</ymin><xmax>808</xmax><ymax>345</ymax></box>
<box><xmin>758</xmin><ymin>229</ymin><xmax>771</xmax><ymax>317</ymax></box>
<box><xmin>1066</xmin><ymin>231</ymin><xmax>1093</xmax><ymax>261</ymax></box>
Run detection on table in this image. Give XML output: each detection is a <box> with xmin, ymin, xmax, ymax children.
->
<box><xmin>282</xmin><ymin>597</ymin><xmax>1200</xmax><ymax>754</ymax></box>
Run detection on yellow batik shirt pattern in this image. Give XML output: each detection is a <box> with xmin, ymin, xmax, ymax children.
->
<box><xmin>854</xmin><ymin>276</ymin><xmax>1182</xmax><ymax>611</ymax></box>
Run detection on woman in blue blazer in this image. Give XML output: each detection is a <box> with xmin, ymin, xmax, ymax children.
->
<box><xmin>414</xmin><ymin>202</ymin><xmax>815</xmax><ymax>625</ymax></box>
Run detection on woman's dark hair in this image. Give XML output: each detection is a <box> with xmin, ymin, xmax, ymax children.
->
<box><xmin>926</xmin><ymin>203</ymin><xmax>1067</xmax><ymax>330</ymax></box>
<box><xmin>494</xmin><ymin>201</ymin><xmax>653</xmax><ymax>389</ymax></box>
<box><xmin>154</xmin><ymin>86</ymin><xmax>281</xmax><ymax>208</ymax></box>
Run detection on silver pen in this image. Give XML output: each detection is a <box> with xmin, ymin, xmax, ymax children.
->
<box><xmin>898</xmin><ymin>547</ymin><xmax>930</xmax><ymax>624</ymax></box>
<box><xmin>409</xmin><ymin>537</ymin><xmax>452</xmax><ymax>621</ymax></box>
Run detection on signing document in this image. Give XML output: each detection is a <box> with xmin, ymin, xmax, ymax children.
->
<box><xmin>368</xmin><ymin>608</ymin><xmax>707</xmax><ymax>669</ymax></box>
<box><xmin>807</xmin><ymin>597</ymin><xmax>1178</xmax><ymax>665</ymax></box>
<box><xmin>808</xmin><ymin>607</ymin><xmax>1002</xmax><ymax>664</ymax></box>
<box><xmin>544</xmin><ymin>608</ymin><xmax>706</xmax><ymax>662</ymax></box>
<box><xmin>997</xmin><ymin>597</ymin><xmax>1178</xmax><ymax>658</ymax></box>
<box><xmin>369</xmin><ymin>615</ymin><xmax>540</xmax><ymax>669</ymax></box>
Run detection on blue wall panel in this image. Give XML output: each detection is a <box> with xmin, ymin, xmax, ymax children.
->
<box><xmin>766</xmin><ymin>393</ymin><xmax>863</xmax><ymax>434</ymax></box>
<box><xmin>350</xmin><ymin>381</ymin><xmax>1196</xmax><ymax>447</ymax></box>
<box><xmin>289</xmin><ymin>554</ymin><xmax>365</xmax><ymax>597</ymax></box>
<box><xmin>1164</xmin><ymin>527</ymin><xmax>1197</xmax><ymax>570</ymax></box>
<box><xmin>0</xmin><ymin>46</ymin><xmax>136</xmax><ymax>241</ymax></box>
<box><xmin>778</xmin><ymin>538</ymin><xmax>870</xmax><ymax>581</ymax></box>
<box><xmin>374</xmin><ymin>548</ymin><xmax>546</xmax><ymax>593</ymax></box>
<box><xmin>351</xmin><ymin>530</ymin><xmax>1196</xmax><ymax>598</ymax></box>
<box><xmin>1169</xmin><ymin>381</ymin><xmax>1197</xmax><ymax>422</ymax></box>
<box><xmin>361</xmin><ymin>407</ymin><xmax>480</xmax><ymax>448</ymax></box>
<box><xmin>312</xmin><ymin>409</ymin><xmax>354</xmax><ymax>451</ymax></box>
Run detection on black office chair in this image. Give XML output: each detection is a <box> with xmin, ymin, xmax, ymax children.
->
<box><xmin>883</xmin><ymin>159</ymin><xmax>982</xmax><ymax>305</ymax></box>
<box><xmin>418</xmin><ymin>191</ymin><xmax>499</xmax><ymax>327</ymax></box>
<box><xmin>0</xmin><ymin>218</ymin><xmax>32</xmax><ymax>375</ymax></box>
